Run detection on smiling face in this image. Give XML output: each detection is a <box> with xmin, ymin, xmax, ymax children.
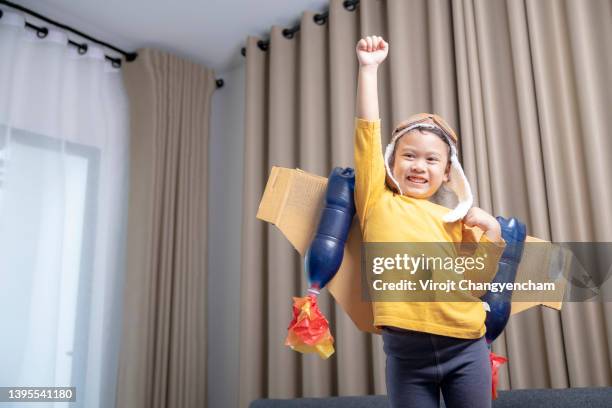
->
<box><xmin>391</xmin><ymin>129</ymin><xmax>451</xmax><ymax>199</ymax></box>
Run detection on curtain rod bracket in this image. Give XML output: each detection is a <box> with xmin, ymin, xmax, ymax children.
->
<box><xmin>343</xmin><ymin>0</ymin><xmax>359</xmax><ymax>12</ymax></box>
<box><xmin>313</xmin><ymin>12</ymin><xmax>328</xmax><ymax>25</ymax></box>
<box><xmin>257</xmin><ymin>40</ymin><xmax>269</xmax><ymax>51</ymax></box>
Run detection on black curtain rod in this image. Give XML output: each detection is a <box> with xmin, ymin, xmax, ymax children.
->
<box><xmin>240</xmin><ymin>0</ymin><xmax>359</xmax><ymax>57</ymax></box>
<box><xmin>0</xmin><ymin>0</ymin><xmax>225</xmax><ymax>88</ymax></box>
<box><xmin>0</xmin><ymin>0</ymin><xmax>136</xmax><ymax>67</ymax></box>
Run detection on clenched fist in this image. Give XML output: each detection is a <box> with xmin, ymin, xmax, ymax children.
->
<box><xmin>463</xmin><ymin>207</ymin><xmax>502</xmax><ymax>242</ymax></box>
<box><xmin>356</xmin><ymin>36</ymin><xmax>388</xmax><ymax>67</ymax></box>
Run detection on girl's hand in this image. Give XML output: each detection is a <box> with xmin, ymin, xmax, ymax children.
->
<box><xmin>356</xmin><ymin>36</ymin><xmax>388</xmax><ymax>67</ymax></box>
<box><xmin>463</xmin><ymin>207</ymin><xmax>502</xmax><ymax>242</ymax></box>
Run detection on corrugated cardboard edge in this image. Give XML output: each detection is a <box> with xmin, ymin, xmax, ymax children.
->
<box><xmin>512</xmin><ymin>236</ymin><xmax>565</xmax><ymax>314</ymax></box>
<box><xmin>257</xmin><ymin>166</ymin><xmax>291</xmax><ymax>226</ymax></box>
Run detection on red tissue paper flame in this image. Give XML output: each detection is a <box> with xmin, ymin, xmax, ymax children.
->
<box><xmin>490</xmin><ymin>351</ymin><xmax>508</xmax><ymax>400</ymax></box>
<box><xmin>285</xmin><ymin>294</ymin><xmax>334</xmax><ymax>359</ymax></box>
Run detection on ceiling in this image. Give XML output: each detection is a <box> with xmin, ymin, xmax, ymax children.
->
<box><xmin>10</xmin><ymin>0</ymin><xmax>330</xmax><ymax>73</ymax></box>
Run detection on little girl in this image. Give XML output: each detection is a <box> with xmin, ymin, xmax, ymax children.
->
<box><xmin>354</xmin><ymin>36</ymin><xmax>505</xmax><ymax>408</ymax></box>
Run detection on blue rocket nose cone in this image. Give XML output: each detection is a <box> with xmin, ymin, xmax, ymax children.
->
<box><xmin>507</xmin><ymin>217</ymin><xmax>516</xmax><ymax>228</ymax></box>
<box><xmin>340</xmin><ymin>168</ymin><xmax>354</xmax><ymax>177</ymax></box>
<box><xmin>496</xmin><ymin>216</ymin><xmax>527</xmax><ymax>243</ymax></box>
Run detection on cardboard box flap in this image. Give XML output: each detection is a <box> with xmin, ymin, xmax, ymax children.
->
<box><xmin>257</xmin><ymin>167</ymin><xmax>327</xmax><ymax>256</ymax></box>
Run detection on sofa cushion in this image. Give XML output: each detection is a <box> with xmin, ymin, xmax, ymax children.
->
<box><xmin>249</xmin><ymin>387</ymin><xmax>612</xmax><ymax>408</ymax></box>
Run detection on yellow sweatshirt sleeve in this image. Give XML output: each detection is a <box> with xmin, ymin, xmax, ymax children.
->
<box><xmin>460</xmin><ymin>225</ymin><xmax>506</xmax><ymax>298</ymax></box>
<box><xmin>354</xmin><ymin>118</ymin><xmax>386</xmax><ymax>230</ymax></box>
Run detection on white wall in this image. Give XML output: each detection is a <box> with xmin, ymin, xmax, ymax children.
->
<box><xmin>207</xmin><ymin>64</ymin><xmax>245</xmax><ymax>408</ymax></box>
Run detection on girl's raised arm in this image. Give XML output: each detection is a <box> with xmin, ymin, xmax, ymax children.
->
<box><xmin>356</xmin><ymin>36</ymin><xmax>388</xmax><ymax>120</ymax></box>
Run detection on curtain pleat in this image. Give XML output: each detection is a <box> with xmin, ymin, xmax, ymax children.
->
<box><xmin>117</xmin><ymin>48</ymin><xmax>214</xmax><ymax>408</ymax></box>
<box><xmin>505</xmin><ymin>0</ymin><xmax>551</xmax><ymax>237</ymax></box>
<box><xmin>266</xmin><ymin>25</ymin><xmax>301</xmax><ymax>398</ymax></box>
<box><xmin>330</xmin><ymin>0</ymin><xmax>375</xmax><ymax>396</ymax></box>
<box><xmin>298</xmin><ymin>11</ymin><xmax>335</xmax><ymax>397</ymax></box>
<box><xmin>240</xmin><ymin>36</ymin><xmax>270</xmax><ymax>408</ymax></box>
<box><xmin>240</xmin><ymin>0</ymin><xmax>612</xmax><ymax>405</ymax></box>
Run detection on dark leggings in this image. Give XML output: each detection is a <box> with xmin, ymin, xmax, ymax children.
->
<box><xmin>382</xmin><ymin>327</ymin><xmax>491</xmax><ymax>408</ymax></box>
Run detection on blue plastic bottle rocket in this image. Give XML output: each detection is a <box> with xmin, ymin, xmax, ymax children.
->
<box><xmin>481</xmin><ymin>216</ymin><xmax>527</xmax><ymax>344</ymax></box>
<box><xmin>305</xmin><ymin>167</ymin><xmax>356</xmax><ymax>293</ymax></box>
<box><xmin>285</xmin><ymin>167</ymin><xmax>356</xmax><ymax>359</ymax></box>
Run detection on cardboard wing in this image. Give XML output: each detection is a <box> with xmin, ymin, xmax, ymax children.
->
<box><xmin>256</xmin><ymin>166</ymin><xmax>565</xmax><ymax>334</ymax></box>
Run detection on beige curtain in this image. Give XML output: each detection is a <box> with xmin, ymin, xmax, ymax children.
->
<box><xmin>117</xmin><ymin>49</ymin><xmax>215</xmax><ymax>408</ymax></box>
<box><xmin>240</xmin><ymin>0</ymin><xmax>612</xmax><ymax>405</ymax></box>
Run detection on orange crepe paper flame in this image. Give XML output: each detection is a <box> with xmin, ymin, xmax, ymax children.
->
<box><xmin>490</xmin><ymin>351</ymin><xmax>508</xmax><ymax>400</ymax></box>
<box><xmin>285</xmin><ymin>294</ymin><xmax>334</xmax><ymax>359</ymax></box>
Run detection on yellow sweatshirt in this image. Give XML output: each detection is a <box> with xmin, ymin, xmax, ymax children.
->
<box><xmin>354</xmin><ymin>118</ymin><xmax>505</xmax><ymax>339</ymax></box>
